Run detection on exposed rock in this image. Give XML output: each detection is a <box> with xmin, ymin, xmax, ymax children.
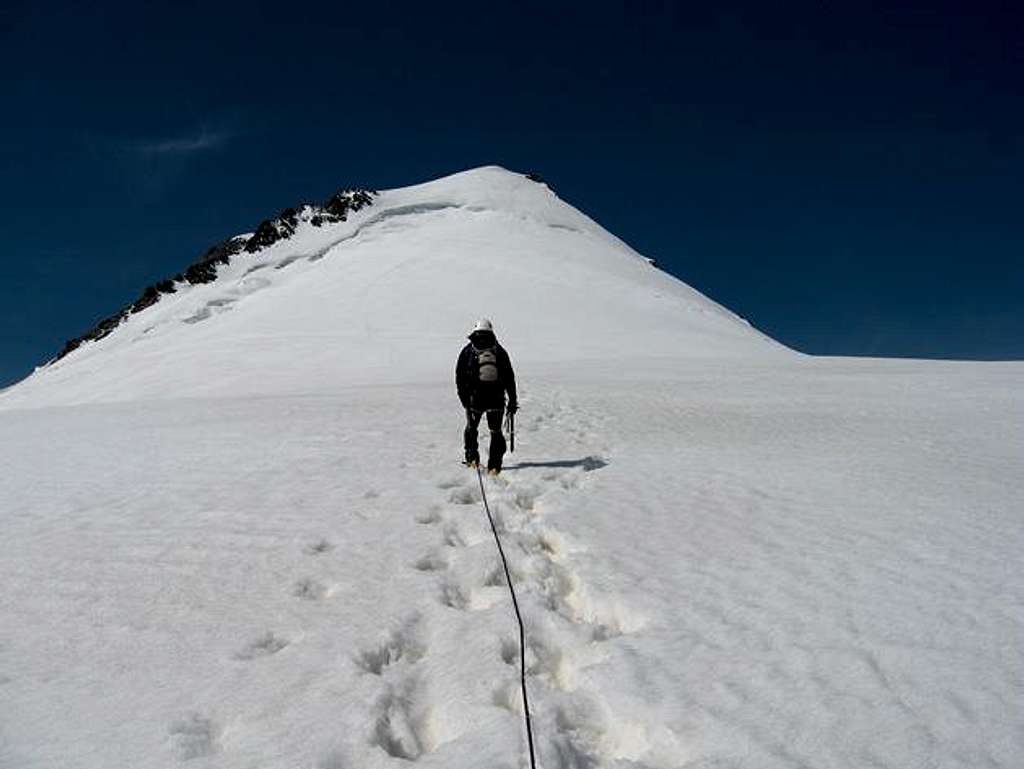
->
<box><xmin>183</xmin><ymin>236</ymin><xmax>246</xmax><ymax>284</ymax></box>
<box><xmin>312</xmin><ymin>189</ymin><xmax>376</xmax><ymax>227</ymax></box>
<box><xmin>324</xmin><ymin>189</ymin><xmax>375</xmax><ymax>218</ymax></box>
<box><xmin>129</xmin><ymin>285</ymin><xmax>162</xmax><ymax>315</ymax></box>
<box><xmin>57</xmin><ymin>309</ymin><xmax>129</xmax><ymax>359</ymax></box>
<box><xmin>525</xmin><ymin>172</ymin><xmax>555</xmax><ymax>193</ymax></box>
<box><xmin>245</xmin><ymin>208</ymin><xmax>299</xmax><ymax>253</ymax></box>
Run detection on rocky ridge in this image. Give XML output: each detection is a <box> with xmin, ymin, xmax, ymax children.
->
<box><xmin>54</xmin><ymin>189</ymin><xmax>376</xmax><ymax>361</ymax></box>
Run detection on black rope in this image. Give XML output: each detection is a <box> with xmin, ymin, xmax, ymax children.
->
<box><xmin>476</xmin><ymin>464</ymin><xmax>538</xmax><ymax>769</ymax></box>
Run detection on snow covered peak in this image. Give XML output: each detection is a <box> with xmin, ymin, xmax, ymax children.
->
<box><xmin>390</xmin><ymin>165</ymin><xmax>563</xmax><ymax>218</ymax></box>
<box><xmin>2</xmin><ymin>167</ymin><xmax>790</xmax><ymax>408</ymax></box>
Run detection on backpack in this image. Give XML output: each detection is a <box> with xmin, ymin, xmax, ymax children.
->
<box><xmin>476</xmin><ymin>347</ymin><xmax>499</xmax><ymax>383</ymax></box>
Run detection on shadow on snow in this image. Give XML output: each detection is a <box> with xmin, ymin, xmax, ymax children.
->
<box><xmin>503</xmin><ymin>456</ymin><xmax>607</xmax><ymax>472</ymax></box>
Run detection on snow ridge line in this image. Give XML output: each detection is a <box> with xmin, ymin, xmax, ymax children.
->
<box><xmin>474</xmin><ymin>463</ymin><xmax>539</xmax><ymax>769</ymax></box>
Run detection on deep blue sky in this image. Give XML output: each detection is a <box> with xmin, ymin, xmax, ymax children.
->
<box><xmin>2</xmin><ymin>1</ymin><xmax>1022</xmax><ymax>387</ymax></box>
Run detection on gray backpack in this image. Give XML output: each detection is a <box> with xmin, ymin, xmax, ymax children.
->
<box><xmin>477</xmin><ymin>347</ymin><xmax>499</xmax><ymax>383</ymax></box>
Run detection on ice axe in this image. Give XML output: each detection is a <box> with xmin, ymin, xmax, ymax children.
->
<box><xmin>506</xmin><ymin>408</ymin><xmax>515</xmax><ymax>453</ymax></box>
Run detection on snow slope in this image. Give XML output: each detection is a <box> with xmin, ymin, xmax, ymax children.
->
<box><xmin>1</xmin><ymin>168</ymin><xmax>1021</xmax><ymax>769</ymax></box>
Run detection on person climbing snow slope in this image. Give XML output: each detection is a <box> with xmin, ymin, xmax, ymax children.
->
<box><xmin>455</xmin><ymin>318</ymin><xmax>518</xmax><ymax>474</ymax></box>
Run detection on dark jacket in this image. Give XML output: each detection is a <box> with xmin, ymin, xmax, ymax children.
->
<box><xmin>456</xmin><ymin>336</ymin><xmax>517</xmax><ymax>411</ymax></box>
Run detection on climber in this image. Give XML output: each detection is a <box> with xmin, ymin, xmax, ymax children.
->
<box><xmin>455</xmin><ymin>319</ymin><xmax>518</xmax><ymax>474</ymax></box>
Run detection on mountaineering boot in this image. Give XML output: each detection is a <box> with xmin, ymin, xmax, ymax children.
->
<box><xmin>487</xmin><ymin>467</ymin><xmax>500</xmax><ymax>476</ymax></box>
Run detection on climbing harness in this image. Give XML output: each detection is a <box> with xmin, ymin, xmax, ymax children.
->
<box><xmin>475</xmin><ymin>464</ymin><xmax>538</xmax><ymax>769</ymax></box>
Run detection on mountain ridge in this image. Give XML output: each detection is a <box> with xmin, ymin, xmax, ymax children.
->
<box><xmin>53</xmin><ymin>189</ymin><xmax>378</xmax><ymax>362</ymax></box>
<box><xmin>3</xmin><ymin>166</ymin><xmax>788</xmax><ymax>409</ymax></box>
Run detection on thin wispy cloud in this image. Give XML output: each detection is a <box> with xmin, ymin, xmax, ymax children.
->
<box><xmin>133</xmin><ymin>128</ymin><xmax>232</xmax><ymax>156</ymax></box>
<box><xmin>82</xmin><ymin>123</ymin><xmax>241</xmax><ymax>196</ymax></box>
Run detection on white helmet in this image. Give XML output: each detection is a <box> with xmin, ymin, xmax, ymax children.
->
<box><xmin>471</xmin><ymin>318</ymin><xmax>494</xmax><ymax>334</ymax></box>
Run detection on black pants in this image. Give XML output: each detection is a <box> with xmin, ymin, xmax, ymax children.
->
<box><xmin>464</xmin><ymin>408</ymin><xmax>506</xmax><ymax>470</ymax></box>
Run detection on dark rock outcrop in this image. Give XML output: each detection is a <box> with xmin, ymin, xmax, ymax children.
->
<box><xmin>184</xmin><ymin>236</ymin><xmax>248</xmax><ymax>283</ymax></box>
<box><xmin>312</xmin><ymin>189</ymin><xmax>376</xmax><ymax>228</ymax></box>
<box><xmin>57</xmin><ymin>309</ymin><xmax>130</xmax><ymax>359</ymax></box>
<box><xmin>244</xmin><ymin>208</ymin><xmax>299</xmax><ymax>253</ymax></box>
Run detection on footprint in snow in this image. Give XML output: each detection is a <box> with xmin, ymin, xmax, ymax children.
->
<box><xmin>484</xmin><ymin>564</ymin><xmax>508</xmax><ymax>587</ymax></box>
<box><xmin>355</xmin><ymin>614</ymin><xmax>427</xmax><ymax>675</ymax></box>
<box><xmin>531</xmin><ymin>526</ymin><xmax>571</xmax><ymax>560</ymax></box>
<box><xmin>440</xmin><ymin>574</ymin><xmax>504</xmax><ymax>612</ymax></box>
<box><xmin>293</xmin><ymin>577</ymin><xmax>331</xmax><ymax>600</ymax></box>
<box><xmin>549</xmin><ymin>691</ymin><xmax>687</xmax><ymax>768</ymax></box>
<box><xmin>415</xmin><ymin>505</ymin><xmax>443</xmax><ymax>525</ymax></box>
<box><xmin>413</xmin><ymin>549</ymin><xmax>450</xmax><ymax>573</ymax></box>
<box><xmin>169</xmin><ymin>712</ymin><xmax>221</xmax><ymax>760</ymax></box>
<box><xmin>560</xmin><ymin>473</ymin><xmax>584</xmax><ymax>490</ymax></box>
<box><xmin>304</xmin><ymin>538</ymin><xmax>334</xmax><ymax>555</ymax></box>
<box><xmin>316</xmin><ymin>747</ymin><xmax>352</xmax><ymax>769</ymax></box>
<box><xmin>499</xmin><ymin>637</ymin><xmax>520</xmax><ymax>666</ymax></box>
<box><xmin>448</xmin><ymin>485</ymin><xmax>480</xmax><ymax>505</ymax></box>
<box><xmin>510</xmin><ymin>484</ymin><xmax>543</xmax><ymax>513</ymax></box>
<box><xmin>525</xmin><ymin>623</ymin><xmax>581</xmax><ymax>691</ymax></box>
<box><xmin>442</xmin><ymin>519</ymin><xmax>485</xmax><ymax>548</ymax></box>
<box><xmin>235</xmin><ymin>631</ymin><xmax>289</xmax><ymax>660</ymax></box>
<box><xmin>492</xmin><ymin>679</ymin><xmax>524</xmax><ymax>714</ymax></box>
<box><xmin>372</xmin><ymin>677</ymin><xmax>438</xmax><ymax>760</ymax></box>
<box><xmin>440</xmin><ymin>576</ymin><xmax>474</xmax><ymax>611</ymax></box>
<box><xmin>536</xmin><ymin>561</ymin><xmax>645</xmax><ymax>640</ymax></box>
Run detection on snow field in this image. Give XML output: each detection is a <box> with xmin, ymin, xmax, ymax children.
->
<box><xmin>0</xmin><ymin>375</ymin><xmax>684</xmax><ymax>768</ymax></box>
<box><xmin>554</xmin><ymin>359</ymin><xmax>1024</xmax><ymax>768</ymax></box>
<box><xmin>2</xmin><ymin>357</ymin><xmax>1020</xmax><ymax>768</ymax></box>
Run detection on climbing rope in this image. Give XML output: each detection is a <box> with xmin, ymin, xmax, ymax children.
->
<box><xmin>475</xmin><ymin>464</ymin><xmax>538</xmax><ymax>769</ymax></box>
